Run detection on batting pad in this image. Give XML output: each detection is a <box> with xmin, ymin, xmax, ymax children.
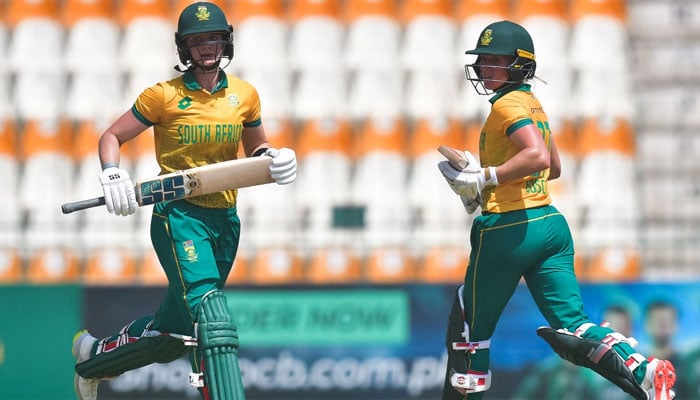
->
<box><xmin>198</xmin><ymin>290</ymin><xmax>246</xmax><ymax>400</ymax></box>
<box><xmin>537</xmin><ymin>327</ymin><xmax>647</xmax><ymax>400</ymax></box>
<box><xmin>75</xmin><ymin>334</ymin><xmax>187</xmax><ymax>379</ymax></box>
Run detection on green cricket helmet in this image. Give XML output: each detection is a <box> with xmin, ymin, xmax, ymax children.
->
<box><xmin>175</xmin><ymin>2</ymin><xmax>233</xmax><ymax>71</ymax></box>
<box><xmin>464</xmin><ymin>20</ymin><xmax>537</xmax><ymax>95</ymax></box>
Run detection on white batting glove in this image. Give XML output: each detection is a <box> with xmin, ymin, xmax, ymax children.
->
<box><xmin>438</xmin><ymin>150</ymin><xmax>498</xmax><ymax>200</ymax></box>
<box><xmin>460</xmin><ymin>194</ymin><xmax>481</xmax><ymax>214</ymax></box>
<box><xmin>265</xmin><ymin>147</ymin><xmax>297</xmax><ymax>185</ymax></box>
<box><xmin>99</xmin><ymin>167</ymin><xmax>137</xmax><ymax>216</ymax></box>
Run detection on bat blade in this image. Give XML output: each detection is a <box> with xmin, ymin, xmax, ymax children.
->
<box><xmin>61</xmin><ymin>157</ymin><xmax>274</xmax><ymax>214</ymax></box>
<box><xmin>437</xmin><ymin>145</ymin><xmax>469</xmax><ymax>170</ymax></box>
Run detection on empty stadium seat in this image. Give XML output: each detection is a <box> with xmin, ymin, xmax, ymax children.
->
<box><xmin>292</xmin><ymin>69</ymin><xmax>347</xmax><ymax>120</ymax></box>
<box><xmin>238</xmin><ymin>68</ymin><xmax>293</xmax><ymax>119</ymax></box>
<box><xmin>400</xmin><ymin>0</ymin><xmax>457</xmax><ymax>73</ymax></box>
<box><xmin>65</xmin><ymin>71</ymin><xmax>124</xmax><ymax>121</ymax></box>
<box><xmin>576</xmin><ymin>117</ymin><xmax>639</xmax><ymax>251</ymax></box>
<box><xmin>350</xmin><ymin>117</ymin><xmax>411</xmax><ymax>247</ymax></box>
<box><xmin>13</xmin><ymin>70</ymin><xmax>66</xmax><ymax>121</ymax></box>
<box><xmin>19</xmin><ymin>119</ymin><xmax>79</xmax><ymax>251</ymax></box>
<box><xmin>0</xmin><ymin>20</ymin><xmax>11</xmax><ymax>119</ymax></box>
<box><xmin>288</xmin><ymin>0</ymin><xmax>344</xmax><ymax>72</ymax></box>
<box><xmin>418</xmin><ymin>245</ymin><xmax>468</xmax><ymax>284</ymax></box>
<box><xmin>637</xmin><ymin>87</ymin><xmax>700</xmax><ymax>130</ymax></box>
<box><xmin>82</xmin><ymin>248</ymin><xmax>137</xmax><ymax>285</ymax></box>
<box><xmin>228</xmin><ymin>0</ymin><xmax>288</xmax><ymax>73</ymax></box>
<box><xmin>0</xmin><ymin>248</ymin><xmax>23</xmax><ymax>283</ymax></box>
<box><xmin>0</xmin><ymin>119</ymin><xmax>21</xmax><ymax>247</ymax></box>
<box><xmin>627</xmin><ymin>0</ymin><xmax>700</xmax><ymax>39</ymax></box>
<box><xmin>582</xmin><ymin>247</ymin><xmax>641</xmax><ymax>282</ymax></box>
<box><xmin>404</xmin><ymin>69</ymin><xmax>460</xmax><ymax>120</ymax></box>
<box><xmin>62</xmin><ymin>0</ymin><xmax>121</xmax><ymax>73</ymax></box>
<box><xmin>406</xmin><ymin>117</ymin><xmax>471</xmax><ymax>248</ymax></box>
<box><xmin>569</xmin><ymin>0</ymin><xmax>628</xmax><ymax>72</ymax></box>
<box><xmin>346</xmin><ymin>69</ymin><xmax>403</xmax><ymax>121</ymax></box>
<box><xmin>307</xmin><ymin>246</ymin><xmax>362</xmax><ymax>284</ymax></box>
<box><xmin>25</xmin><ymin>248</ymin><xmax>80</xmax><ymax>284</ymax></box>
<box><xmin>119</xmin><ymin>0</ymin><xmax>176</xmax><ymax>75</ymax></box>
<box><xmin>343</xmin><ymin>0</ymin><xmax>401</xmax><ymax>72</ymax></box>
<box><xmin>248</xmin><ymin>246</ymin><xmax>305</xmax><ymax>285</ymax></box>
<box><xmin>364</xmin><ymin>246</ymin><xmax>415</xmax><ymax>284</ymax></box>
<box><xmin>293</xmin><ymin>117</ymin><xmax>353</xmax><ymax>248</ymax></box>
<box><xmin>6</xmin><ymin>0</ymin><xmax>64</xmax><ymax>73</ymax></box>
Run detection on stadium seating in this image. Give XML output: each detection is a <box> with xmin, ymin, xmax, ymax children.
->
<box><xmin>343</xmin><ymin>0</ymin><xmax>401</xmax><ymax>72</ymax></box>
<box><xmin>25</xmin><ymin>248</ymin><xmax>80</xmax><ymax>284</ymax></box>
<box><xmin>293</xmin><ymin>117</ymin><xmax>353</xmax><ymax>249</ymax></box>
<box><xmin>307</xmin><ymin>246</ymin><xmax>363</xmax><ymax>284</ymax></box>
<box><xmin>350</xmin><ymin>117</ymin><xmax>411</xmax><ymax>247</ymax></box>
<box><xmin>82</xmin><ymin>248</ymin><xmax>137</xmax><ymax>285</ymax></box>
<box><xmin>288</xmin><ymin>0</ymin><xmax>343</xmax><ymax>72</ymax></box>
<box><xmin>417</xmin><ymin>245</ymin><xmax>469</xmax><ymax>284</ymax></box>
<box><xmin>364</xmin><ymin>246</ymin><xmax>415</xmax><ymax>284</ymax></box>
<box><xmin>19</xmin><ymin>119</ymin><xmax>78</xmax><ymax>251</ymax></box>
<box><xmin>406</xmin><ymin>116</ymin><xmax>471</xmax><ymax>249</ymax></box>
<box><xmin>0</xmin><ymin>119</ymin><xmax>21</xmax><ymax>247</ymax></box>
<box><xmin>1</xmin><ymin>0</ymin><xmax>696</xmax><ymax>284</ymax></box>
<box><xmin>248</xmin><ymin>246</ymin><xmax>305</xmax><ymax>285</ymax></box>
<box><xmin>0</xmin><ymin>248</ymin><xmax>23</xmax><ymax>283</ymax></box>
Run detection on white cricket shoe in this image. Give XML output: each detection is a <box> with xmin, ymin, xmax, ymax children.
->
<box><xmin>642</xmin><ymin>358</ymin><xmax>676</xmax><ymax>400</ymax></box>
<box><xmin>72</xmin><ymin>330</ymin><xmax>99</xmax><ymax>400</ymax></box>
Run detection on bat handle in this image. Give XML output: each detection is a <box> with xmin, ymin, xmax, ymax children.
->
<box><xmin>61</xmin><ymin>196</ymin><xmax>106</xmax><ymax>214</ymax></box>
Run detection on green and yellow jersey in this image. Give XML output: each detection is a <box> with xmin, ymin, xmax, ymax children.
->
<box><xmin>480</xmin><ymin>84</ymin><xmax>552</xmax><ymax>213</ymax></box>
<box><xmin>131</xmin><ymin>71</ymin><xmax>261</xmax><ymax>209</ymax></box>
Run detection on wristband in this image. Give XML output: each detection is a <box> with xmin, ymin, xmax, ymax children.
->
<box><xmin>485</xmin><ymin>166</ymin><xmax>498</xmax><ymax>186</ymax></box>
<box><xmin>101</xmin><ymin>162</ymin><xmax>119</xmax><ymax>170</ymax></box>
<box><xmin>253</xmin><ymin>147</ymin><xmax>269</xmax><ymax>157</ymax></box>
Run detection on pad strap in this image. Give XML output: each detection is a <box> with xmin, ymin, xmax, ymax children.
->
<box><xmin>450</xmin><ymin>370</ymin><xmax>492</xmax><ymax>394</ymax></box>
<box><xmin>452</xmin><ymin>339</ymin><xmax>491</xmax><ymax>353</ymax></box>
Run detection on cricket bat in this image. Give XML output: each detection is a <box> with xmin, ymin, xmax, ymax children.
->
<box><xmin>61</xmin><ymin>157</ymin><xmax>275</xmax><ymax>214</ymax></box>
<box><xmin>437</xmin><ymin>145</ymin><xmax>469</xmax><ymax>170</ymax></box>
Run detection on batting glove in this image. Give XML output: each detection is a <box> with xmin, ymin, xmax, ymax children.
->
<box><xmin>460</xmin><ymin>194</ymin><xmax>481</xmax><ymax>214</ymax></box>
<box><xmin>99</xmin><ymin>167</ymin><xmax>137</xmax><ymax>216</ymax></box>
<box><xmin>438</xmin><ymin>150</ymin><xmax>498</xmax><ymax>200</ymax></box>
<box><xmin>265</xmin><ymin>147</ymin><xmax>297</xmax><ymax>185</ymax></box>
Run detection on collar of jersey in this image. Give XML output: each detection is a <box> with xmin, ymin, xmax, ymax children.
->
<box><xmin>489</xmin><ymin>83</ymin><xmax>531</xmax><ymax>104</ymax></box>
<box><xmin>183</xmin><ymin>70</ymin><xmax>229</xmax><ymax>94</ymax></box>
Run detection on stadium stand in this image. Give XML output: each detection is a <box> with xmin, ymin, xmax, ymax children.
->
<box><xmin>3</xmin><ymin>0</ymin><xmax>699</xmax><ymax>284</ymax></box>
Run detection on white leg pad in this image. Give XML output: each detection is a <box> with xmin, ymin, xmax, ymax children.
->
<box><xmin>450</xmin><ymin>370</ymin><xmax>492</xmax><ymax>394</ymax></box>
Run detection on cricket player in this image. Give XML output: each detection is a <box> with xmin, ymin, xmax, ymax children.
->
<box><xmin>438</xmin><ymin>20</ymin><xmax>676</xmax><ymax>400</ymax></box>
<box><xmin>71</xmin><ymin>2</ymin><xmax>296</xmax><ymax>399</ymax></box>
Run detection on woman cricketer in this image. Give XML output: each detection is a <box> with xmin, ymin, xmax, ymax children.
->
<box><xmin>438</xmin><ymin>20</ymin><xmax>676</xmax><ymax>400</ymax></box>
<box><xmin>71</xmin><ymin>2</ymin><xmax>296</xmax><ymax>399</ymax></box>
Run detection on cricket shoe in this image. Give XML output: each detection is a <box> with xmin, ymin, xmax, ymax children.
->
<box><xmin>73</xmin><ymin>330</ymin><xmax>99</xmax><ymax>400</ymax></box>
<box><xmin>642</xmin><ymin>358</ymin><xmax>676</xmax><ymax>400</ymax></box>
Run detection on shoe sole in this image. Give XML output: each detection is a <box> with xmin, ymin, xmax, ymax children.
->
<box><xmin>653</xmin><ymin>360</ymin><xmax>676</xmax><ymax>400</ymax></box>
